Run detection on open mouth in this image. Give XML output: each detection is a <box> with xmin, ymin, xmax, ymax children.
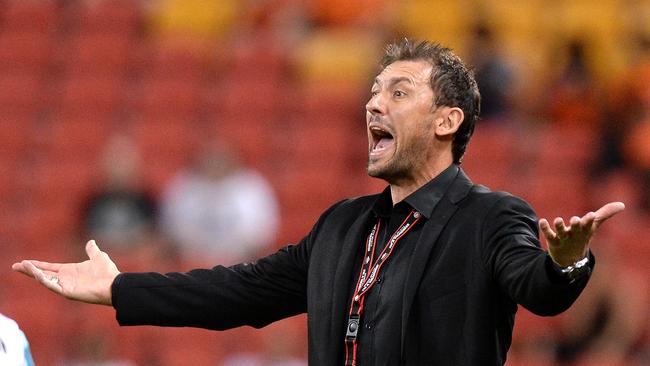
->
<box><xmin>369</xmin><ymin>125</ymin><xmax>395</xmax><ymax>155</ymax></box>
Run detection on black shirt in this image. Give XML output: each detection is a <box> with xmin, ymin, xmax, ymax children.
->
<box><xmin>351</xmin><ymin>164</ymin><xmax>460</xmax><ymax>365</ymax></box>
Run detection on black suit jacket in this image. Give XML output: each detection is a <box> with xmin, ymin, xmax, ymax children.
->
<box><xmin>112</xmin><ymin>169</ymin><xmax>592</xmax><ymax>365</ymax></box>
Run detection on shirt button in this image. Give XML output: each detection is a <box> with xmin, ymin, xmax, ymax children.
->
<box><xmin>365</xmin><ymin>323</ymin><xmax>373</xmax><ymax>330</ymax></box>
<box><xmin>376</xmin><ymin>277</ymin><xmax>382</xmax><ymax>284</ymax></box>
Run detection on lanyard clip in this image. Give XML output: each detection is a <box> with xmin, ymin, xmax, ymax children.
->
<box><xmin>346</xmin><ymin>315</ymin><xmax>360</xmax><ymax>341</ymax></box>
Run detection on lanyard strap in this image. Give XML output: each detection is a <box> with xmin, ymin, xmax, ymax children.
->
<box><xmin>344</xmin><ymin>210</ymin><xmax>422</xmax><ymax>366</ymax></box>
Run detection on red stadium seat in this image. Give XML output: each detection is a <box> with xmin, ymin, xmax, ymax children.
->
<box><xmin>0</xmin><ymin>115</ymin><xmax>35</xmax><ymax>154</ymax></box>
<box><xmin>0</xmin><ymin>31</ymin><xmax>53</xmax><ymax>73</ymax></box>
<box><xmin>462</xmin><ymin>123</ymin><xmax>518</xmax><ymax>190</ymax></box>
<box><xmin>136</xmin><ymin>77</ymin><xmax>202</xmax><ymax>117</ymax></box>
<box><xmin>60</xmin><ymin>33</ymin><xmax>135</xmax><ymax>75</ymax></box>
<box><xmin>143</xmin><ymin>41</ymin><xmax>208</xmax><ymax>80</ymax></box>
<box><xmin>130</xmin><ymin>118</ymin><xmax>194</xmax><ymax>194</ymax></box>
<box><xmin>54</xmin><ymin>74</ymin><xmax>125</xmax><ymax>117</ymax></box>
<box><xmin>524</xmin><ymin>171</ymin><xmax>589</xmax><ymax>221</ymax></box>
<box><xmin>533</xmin><ymin>124</ymin><xmax>598</xmax><ymax>174</ymax></box>
<box><xmin>213</xmin><ymin>78</ymin><xmax>285</xmax><ymax>119</ymax></box>
<box><xmin>158</xmin><ymin>328</ymin><xmax>226</xmax><ymax>365</ymax></box>
<box><xmin>2</xmin><ymin>0</ymin><xmax>58</xmax><ymax>34</ymax></box>
<box><xmin>275</xmin><ymin>164</ymin><xmax>346</xmax><ymax>214</ymax></box>
<box><xmin>0</xmin><ymin>73</ymin><xmax>45</xmax><ymax>115</ymax></box>
<box><xmin>70</xmin><ymin>0</ymin><xmax>140</xmax><ymax>36</ymax></box>
<box><xmin>130</xmin><ymin>117</ymin><xmax>198</xmax><ymax>193</ymax></box>
<box><xmin>296</xmin><ymin>84</ymin><xmax>364</xmax><ymax>119</ymax></box>
<box><xmin>43</xmin><ymin>113</ymin><xmax>116</xmax><ymax>156</ymax></box>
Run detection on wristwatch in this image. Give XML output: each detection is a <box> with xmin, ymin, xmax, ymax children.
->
<box><xmin>559</xmin><ymin>256</ymin><xmax>590</xmax><ymax>282</ymax></box>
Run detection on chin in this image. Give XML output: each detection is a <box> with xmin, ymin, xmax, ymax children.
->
<box><xmin>367</xmin><ymin>164</ymin><xmax>386</xmax><ymax>180</ymax></box>
<box><xmin>367</xmin><ymin>164</ymin><xmax>399</xmax><ymax>183</ymax></box>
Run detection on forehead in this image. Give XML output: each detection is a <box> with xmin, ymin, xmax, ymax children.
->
<box><xmin>373</xmin><ymin>60</ymin><xmax>433</xmax><ymax>87</ymax></box>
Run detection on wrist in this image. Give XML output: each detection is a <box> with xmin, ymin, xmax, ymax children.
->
<box><xmin>549</xmin><ymin>248</ymin><xmax>588</xmax><ymax>267</ymax></box>
<box><xmin>558</xmin><ymin>255</ymin><xmax>590</xmax><ymax>282</ymax></box>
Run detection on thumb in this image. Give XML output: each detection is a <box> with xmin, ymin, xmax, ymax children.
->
<box><xmin>593</xmin><ymin>202</ymin><xmax>626</xmax><ymax>227</ymax></box>
<box><xmin>85</xmin><ymin>240</ymin><xmax>101</xmax><ymax>260</ymax></box>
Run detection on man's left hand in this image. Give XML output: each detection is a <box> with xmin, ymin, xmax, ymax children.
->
<box><xmin>538</xmin><ymin>202</ymin><xmax>625</xmax><ymax>267</ymax></box>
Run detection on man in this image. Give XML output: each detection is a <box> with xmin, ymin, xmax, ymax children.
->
<box><xmin>12</xmin><ymin>39</ymin><xmax>624</xmax><ymax>365</ymax></box>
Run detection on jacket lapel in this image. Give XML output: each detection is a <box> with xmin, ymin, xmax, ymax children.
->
<box><xmin>400</xmin><ymin>170</ymin><xmax>474</xmax><ymax>355</ymax></box>
<box><xmin>328</xmin><ymin>204</ymin><xmax>375</xmax><ymax>361</ymax></box>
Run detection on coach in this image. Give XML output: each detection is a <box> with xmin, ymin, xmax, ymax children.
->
<box><xmin>13</xmin><ymin>39</ymin><xmax>624</xmax><ymax>365</ymax></box>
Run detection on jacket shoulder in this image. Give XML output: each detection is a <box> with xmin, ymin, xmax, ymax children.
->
<box><xmin>462</xmin><ymin>183</ymin><xmax>536</xmax><ymax>217</ymax></box>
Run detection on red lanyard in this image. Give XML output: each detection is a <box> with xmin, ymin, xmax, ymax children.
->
<box><xmin>344</xmin><ymin>210</ymin><xmax>422</xmax><ymax>366</ymax></box>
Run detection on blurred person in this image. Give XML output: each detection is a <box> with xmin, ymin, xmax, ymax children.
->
<box><xmin>80</xmin><ymin>134</ymin><xmax>158</xmax><ymax>250</ymax></box>
<box><xmin>468</xmin><ymin>24</ymin><xmax>515</xmax><ymax>121</ymax></box>
<box><xmin>596</xmin><ymin>57</ymin><xmax>650</xmax><ymax>213</ymax></box>
<box><xmin>12</xmin><ymin>39</ymin><xmax>625</xmax><ymax>365</ymax></box>
<box><xmin>71</xmin><ymin>135</ymin><xmax>160</xmax><ymax>366</ymax></box>
<box><xmin>546</xmin><ymin>40</ymin><xmax>602</xmax><ymax>128</ymax></box>
<box><xmin>0</xmin><ymin>313</ymin><xmax>35</xmax><ymax>366</ymax></box>
<box><xmin>620</xmin><ymin>61</ymin><xmax>650</xmax><ymax>214</ymax></box>
<box><xmin>160</xmin><ymin>140</ymin><xmax>279</xmax><ymax>266</ymax></box>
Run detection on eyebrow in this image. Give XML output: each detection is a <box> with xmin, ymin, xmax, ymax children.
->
<box><xmin>372</xmin><ymin>76</ymin><xmax>414</xmax><ymax>88</ymax></box>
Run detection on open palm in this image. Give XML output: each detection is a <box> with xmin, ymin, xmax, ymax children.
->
<box><xmin>12</xmin><ymin>240</ymin><xmax>120</xmax><ymax>305</ymax></box>
<box><xmin>538</xmin><ymin>202</ymin><xmax>625</xmax><ymax>267</ymax></box>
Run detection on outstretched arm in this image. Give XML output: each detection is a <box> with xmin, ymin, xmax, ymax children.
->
<box><xmin>538</xmin><ymin>202</ymin><xmax>625</xmax><ymax>267</ymax></box>
<box><xmin>11</xmin><ymin>240</ymin><xmax>120</xmax><ymax>305</ymax></box>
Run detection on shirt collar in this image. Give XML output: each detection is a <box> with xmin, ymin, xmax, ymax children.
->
<box><xmin>372</xmin><ymin>164</ymin><xmax>460</xmax><ymax>219</ymax></box>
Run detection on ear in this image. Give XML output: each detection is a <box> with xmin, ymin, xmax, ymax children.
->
<box><xmin>434</xmin><ymin>107</ymin><xmax>464</xmax><ymax>137</ymax></box>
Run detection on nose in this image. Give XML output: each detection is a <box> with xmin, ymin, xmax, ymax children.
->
<box><xmin>365</xmin><ymin>93</ymin><xmax>385</xmax><ymax>116</ymax></box>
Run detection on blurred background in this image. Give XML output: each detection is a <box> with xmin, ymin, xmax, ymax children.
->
<box><xmin>0</xmin><ymin>0</ymin><xmax>648</xmax><ymax>365</ymax></box>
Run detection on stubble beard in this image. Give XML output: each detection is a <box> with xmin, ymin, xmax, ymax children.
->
<box><xmin>367</xmin><ymin>143</ymin><xmax>421</xmax><ymax>184</ymax></box>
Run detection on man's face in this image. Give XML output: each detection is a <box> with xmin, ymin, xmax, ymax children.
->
<box><xmin>366</xmin><ymin>60</ymin><xmax>438</xmax><ymax>182</ymax></box>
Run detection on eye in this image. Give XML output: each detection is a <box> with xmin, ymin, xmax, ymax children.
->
<box><xmin>393</xmin><ymin>90</ymin><xmax>405</xmax><ymax>97</ymax></box>
<box><xmin>370</xmin><ymin>90</ymin><xmax>379</xmax><ymax>97</ymax></box>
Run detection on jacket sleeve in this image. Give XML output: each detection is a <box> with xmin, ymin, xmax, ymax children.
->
<box><xmin>482</xmin><ymin>194</ymin><xmax>594</xmax><ymax>316</ymax></box>
<box><xmin>111</xmin><ymin>200</ymin><xmax>345</xmax><ymax>330</ymax></box>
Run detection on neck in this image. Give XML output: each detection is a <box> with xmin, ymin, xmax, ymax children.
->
<box><xmin>389</xmin><ymin>159</ymin><xmax>453</xmax><ymax>205</ymax></box>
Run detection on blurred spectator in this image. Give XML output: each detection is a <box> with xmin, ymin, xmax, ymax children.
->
<box><xmin>546</xmin><ymin>40</ymin><xmax>602</xmax><ymax>128</ymax></box>
<box><xmin>161</xmin><ymin>140</ymin><xmax>279</xmax><ymax>266</ymax></box>
<box><xmin>468</xmin><ymin>24</ymin><xmax>515</xmax><ymax>121</ymax></box>
<box><xmin>595</xmin><ymin>54</ymin><xmax>650</xmax><ymax>213</ymax></box>
<box><xmin>0</xmin><ymin>312</ymin><xmax>35</xmax><ymax>366</ymax></box>
<box><xmin>80</xmin><ymin>135</ymin><xmax>158</xmax><ymax>250</ymax></box>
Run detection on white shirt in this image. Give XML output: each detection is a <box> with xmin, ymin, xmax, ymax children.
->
<box><xmin>162</xmin><ymin>168</ymin><xmax>279</xmax><ymax>265</ymax></box>
<box><xmin>0</xmin><ymin>313</ymin><xmax>34</xmax><ymax>366</ymax></box>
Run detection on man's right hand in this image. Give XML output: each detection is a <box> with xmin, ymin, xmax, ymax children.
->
<box><xmin>11</xmin><ymin>240</ymin><xmax>120</xmax><ymax>306</ymax></box>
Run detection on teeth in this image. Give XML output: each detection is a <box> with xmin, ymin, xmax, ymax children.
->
<box><xmin>370</xmin><ymin>126</ymin><xmax>391</xmax><ymax>138</ymax></box>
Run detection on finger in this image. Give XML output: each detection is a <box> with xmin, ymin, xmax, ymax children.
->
<box><xmin>568</xmin><ymin>216</ymin><xmax>582</xmax><ymax>235</ymax></box>
<box><xmin>593</xmin><ymin>202</ymin><xmax>626</xmax><ymax>226</ymax></box>
<box><xmin>12</xmin><ymin>261</ymin><xmax>35</xmax><ymax>278</ymax></box>
<box><xmin>554</xmin><ymin>217</ymin><xmax>569</xmax><ymax>237</ymax></box>
<box><xmin>27</xmin><ymin>260</ymin><xmax>62</xmax><ymax>272</ymax></box>
<box><xmin>580</xmin><ymin>212</ymin><xmax>595</xmax><ymax>229</ymax></box>
<box><xmin>85</xmin><ymin>240</ymin><xmax>101</xmax><ymax>260</ymax></box>
<box><xmin>24</xmin><ymin>261</ymin><xmax>62</xmax><ymax>294</ymax></box>
<box><xmin>538</xmin><ymin>218</ymin><xmax>557</xmax><ymax>241</ymax></box>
